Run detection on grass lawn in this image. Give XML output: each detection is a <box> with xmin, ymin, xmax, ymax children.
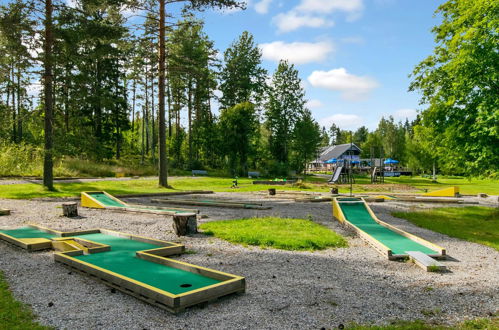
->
<box><xmin>348</xmin><ymin>175</ymin><xmax>499</xmax><ymax>195</ymax></box>
<box><xmin>199</xmin><ymin>217</ymin><xmax>347</xmax><ymax>251</ymax></box>
<box><xmin>0</xmin><ymin>177</ymin><xmax>331</xmax><ymax>199</ymax></box>
<box><xmin>0</xmin><ymin>271</ymin><xmax>51</xmax><ymax>330</ymax></box>
<box><xmin>0</xmin><ymin>174</ymin><xmax>496</xmax><ymax>199</ymax></box>
<box><xmin>392</xmin><ymin>207</ymin><xmax>499</xmax><ymax>251</ymax></box>
<box><xmin>348</xmin><ymin>318</ymin><xmax>498</xmax><ymax>329</ymax></box>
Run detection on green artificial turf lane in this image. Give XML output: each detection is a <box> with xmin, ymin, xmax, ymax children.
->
<box><xmin>88</xmin><ymin>192</ymin><xmax>126</xmax><ymax>207</ymax></box>
<box><xmin>72</xmin><ymin>233</ymin><xmax>221</xmax><ymax>294</ymax></box>
<box><xmin>89</xmin><ymin>192</ymin><xmax>191</xmax><ymax>213</ymax></box>
<box><xmin>338</xmin><ymin>201</ymin><xmax>437</xmax><ymax>255</ymax></box>
<box><xmin>0</xmin><ymin>227</ymin><xmax>56</xmax><ymax>239</ymax></box>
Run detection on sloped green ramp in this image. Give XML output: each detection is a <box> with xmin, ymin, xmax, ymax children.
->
<box><xmin>338</xmin><ymin>200</ymin><xmax>437</xmax><ymax>255</ymax></box>
<box><xmin>87</xmin><ymin>192</ymin><xmax>126</xmax><ymax>207</ymax></box>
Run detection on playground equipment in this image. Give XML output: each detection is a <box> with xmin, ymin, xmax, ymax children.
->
<box><xmin>152</xmin><ymin>198</ymin><xmax>271</xmax><ymax>210</ymax></box>
<box><xmin>332</xmin><ymin>197</ymin><xmax>446</xmax><ymax>271</ymax></box>
<box><xmin>328</xmin><ymin>166</ymin><xmax>343</xmax><ymax>183</ymax></box>
<box><xmin>81</xmin><ymin>191</ymin><xmax>198</xmax><ymax>215</ymax></box>
<box><xmin>0</xmin><ymin>224</ymin><xmax>245</xmax><ymax>313</ymax></box>
<box><xmin>423</xmin><ymin>186</ymin><xmax>460</xmax><ymax>197</ymax></box>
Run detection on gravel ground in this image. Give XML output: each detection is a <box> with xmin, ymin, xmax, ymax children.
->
<box><xmin>0</xmin><ymin>193</ymin><xmax>497</xmax><ymax>330</ymax></box>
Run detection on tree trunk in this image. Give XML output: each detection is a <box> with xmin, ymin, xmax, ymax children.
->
<box><xmin>43</xmin><ymin>0</ymin><xmax>54</xmax><ymax>190</ymax></box>
<box><xmin>16</xmin><ymin>66</ymin><xmax>22</xmax><ymax>142</ymax></box>
<box><xmin>151</xmin><ymin>73</ymin><xmax>156</xmax><ymax>163</ymax></box>
<box><xmin>62</xmin><ymin>203</ymin><xmax>78</xmax><ymax>217</ymax></box>
<box><xmin>145</xmin><ymin>65</ymin><xmax>150</xmax><ymax>155</ymax></box>
<box><xmin>131</xmin><ymin>77</ymin><xmax>136</xmax><ymax>133</ymax></box>
<box><xmin>172</xmin><ymin>213</ymin><xmax>197</xmax><ymax>236</ymax></box>
<box><xmin>187</xmin><ymin>81</ymin><xmax>192</xmax><ymax>167</ymax></box>
<box><xmin>166</xmin><ymin>76</ymin><xmax>172</xmax><ymax>138</ymax></box>
<box><xmin>158</xmin><ymin>0</ymin><xmax>168</xmax><ymax>187</ymax></box>
<box><xmin>11</xmin><ymin>63</ymin><xmax>16</xmax><ymax>142</ymax></box>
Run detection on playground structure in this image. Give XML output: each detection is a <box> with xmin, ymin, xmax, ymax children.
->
<box><xmin>0</xmin><ymin>224</ymin><xmax>245</xmax><ymax>313</ymax></box>
<box><xmin>328</xmin><ymin>166</ymin><xmax>355</xmax><ymax>184</ymax></box>
<box><xmin>81</xmin><ymin>191</ymin><xmax>199</xmax><ymax>215</ymax></box>
<box><xmin>332</xmin><ymin>197</ymin><xmax>446</xmax><ymax>271</ymax></box>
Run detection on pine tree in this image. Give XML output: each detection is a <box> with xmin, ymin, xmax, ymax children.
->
<box><xmin>265</xmin><ymin>60</ymin><xmax>306</xmax><ymax>171</ymax></box>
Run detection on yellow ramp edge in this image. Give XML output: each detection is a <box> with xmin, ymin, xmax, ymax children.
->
<box><xmin>81</xmin><ymin>192</ymin><xmax>105</xmax><ymax>209</ymax></box>
<box><xmin>52</xmin><ymin>240</ymin><xmax>88</xmax><ymax>253</ymax></box>
<box><xmin>423</xmin><ymin>186</ymin><xmax>459</xmax><ymax>197</ymax></box>
<box><xmin>19</xmin><ymin>238</ymin><xmax>52</xmax><ymax>245</ymax></box>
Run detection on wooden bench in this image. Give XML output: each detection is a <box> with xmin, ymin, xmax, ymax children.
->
<box><xmin>248</xmin><ymin>171</ymin><xmax>260</xmax><ymax>178</ymax></box>
<box><xmin>406</xmin><ymin>251</ymin><xmax>446</xmax><ymax>272</ymax></box>
<box><xmin>191</xmin><ymin>170</ymin><xmax>208</xmax><ymax>176</ymax></box>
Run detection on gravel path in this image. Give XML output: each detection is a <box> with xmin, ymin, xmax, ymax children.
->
<box><xmin>0</xmin><ymin>193</ymin><xmax>497</xmax><ymax>329</ymax></box>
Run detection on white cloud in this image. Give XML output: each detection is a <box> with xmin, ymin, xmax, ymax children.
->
<box><xmin>259</xmin><ymin>41</ymin><xmax>334</xmax><ymax>64</ymax></box>
<box><xmin>306</xmin><ymin>99</ymin><xmax>323</xmax><ymax>109</ymax></box>
<box><xmin>273</xmin><ymin>11</ymin><xmax>333</xmax><ymax>33</ymax></box>
<box><xmin>394</xmin><ymin>108</ymin><xmax>417</xmax><ymax>121</ymax></box>
<box><xmin>255</xmin><ymin>0</ymin><xmax>273</xmax><ymax>14</ymax></box>
<box><xmin>297</xmin><ymin>0</ymin><xmax>364</xmax><ymax>14</ymax></box>
<box><xmin>308</xmin><ymin>68</ymin><xmax>379</xmax><ymax>101</ymax></box>
<box><xmin>319</xmin><ymin>114</ymin><xmax>364</xmax><ymax>130</ymax></box>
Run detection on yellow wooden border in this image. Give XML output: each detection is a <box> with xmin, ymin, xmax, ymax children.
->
<box><xmin>0</xmin><ymin>223</ymin><xmax>245</xmax><ymax>312</ymax></box>
<box><xmin>332</xmin><ymin>198</ymin><xmax>446</xmax><ymax>260</ymax></box>
<box><xmin>362</xmin><ymin>200</ymin><xmax>446</xmax><ymax>257</ymax></box>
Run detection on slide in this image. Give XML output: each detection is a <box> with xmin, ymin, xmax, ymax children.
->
<box><xmin>332</xmin><ymin>197</ymin><xmax>445</xmax><ymax>260</ymax></box>
<box><xmin>0</xmin><ymin>225</ymin><xmax>245</xmax><ymax>313</ymax></box>
<box><xmin>328</xmin><ymin>166</ymin><xmax>343</xmax><ymax>183</ymax></box>
<box><xmin>81</xmin><ymin>191</ymin><xmax>196</xmax><ymax>215</ymax></box>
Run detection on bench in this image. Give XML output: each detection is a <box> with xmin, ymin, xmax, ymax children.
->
<box><xmin>192</xmin><ymin>170</ymin><xmax>208</xmax><ymax>176</ymax></box>
<box><xmin>406</xmin><ymin>251</ymin><xmax>446</xmax><ymax>272</ymax></box>
<box><xmin>248</xmin><ymin>171</ymin><xmax>260</xmax><ymax>178</ymax></box>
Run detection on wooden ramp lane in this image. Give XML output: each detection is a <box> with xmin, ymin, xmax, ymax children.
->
<box><xmin>332</xmin><ymin>197</ymin><xmax>446</xmax><ymax>270</ymax></box>
<box><xmin>0</xmin><ymin>224</ymin><xmax>245</xmax><ymax>313</ymax></box>
<box><xmin>81</xmin><ymin>191</ymin><xmax>199</xmax><ymax>215</ymax></box>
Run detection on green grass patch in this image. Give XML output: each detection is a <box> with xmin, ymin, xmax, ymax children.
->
<box><xmin>0</xmin><ymin>177</ymin><xmax>330</xmax><ymax>199</ymax></box>
<box><xmin>0</xmin><ymin>174</ymin><xmax>497</xmax><ymax>199</ymax></box>
<box><xmin>392</xmin><ymin>207</ymin><xmax>499</xmax><ymax>251</ymax></box>
<box><xmin>347</xmin><ymin>317</ymin><xmax>498</xmax><ymax>329</ymax></box>
<box><xmin>199</xmin><ymin>217</ymin><xmax>347</xmax><ymax>251</ymax></box>
<box><xmin>0</xmin><ymin>271</ymin><xmax>51</xmax><ymax>330</ymax></box>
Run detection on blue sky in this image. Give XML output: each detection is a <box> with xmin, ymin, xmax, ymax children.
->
<box><xmin>195</xmin><ymin>0</ymin><xmax>445</xmax><ymax>131</ymax></box>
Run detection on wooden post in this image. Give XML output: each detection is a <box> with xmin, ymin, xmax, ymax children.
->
<box><xmin>172</xmin><ymin>213</ymin><xmax>197</xmax><ymax>236</ymax></box>
<box><xmin>0</xmin><ymin>209</ymin><xmax>10</xmax><ymax>216</ymax></box>
<box><xmin>62</xmin><ymin>203</ymin><xmax>78</xmax><ymax>217</ymax></box>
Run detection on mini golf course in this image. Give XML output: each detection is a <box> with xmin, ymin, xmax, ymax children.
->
<box><xmin>0</xmin><ymin>225</ymin><xmax>245</xmax><ymax>313</ymax></box>
<box><xmin>81</xmin><ymin>191</ymin><xmax>198</xmax><ymax>215</ymax></box>
<box><xmin>333</xmin><ymin>197</ymin><xmax>446</xmax><ymax>270</ymax></box>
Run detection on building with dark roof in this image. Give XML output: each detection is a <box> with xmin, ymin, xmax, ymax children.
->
<box><xmin>309</xmin><ymin>143</ymin><xmax>362</xmax><ymax>171</ymax></box>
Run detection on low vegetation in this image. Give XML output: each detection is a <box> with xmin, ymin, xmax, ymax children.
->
<box><xmin>392</xmin><ymin>207</ymin><xmax>499</xmax><ymax>251</ymax></box>
<box><xmin>0</xmin><ymin>271</ymin><xmax>51</xmax><ymax>330</ymax></box>
<box><xmin>348</xmin><ymin>317</ymin><xmax>498</xmax><ymax>329</ymax></box>
<box><xmin>199</xmin><ymin>217</ymin><xmax>347</xmax><ymax>251</ymax></box>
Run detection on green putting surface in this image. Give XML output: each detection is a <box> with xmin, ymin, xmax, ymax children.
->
<box><xmin>72</xmin><ymin>233</ymin><xmax>221</xmax><ymax>294</ymax></box>
<box><xmin>88</xmin><ymin>192</ymin><xmax>192</xmax><ymax>213</ymax></box>
<box><xmin>87</xmin><ymin>192</ymin><xmax>126</xmax><ymax>208</ymax></box>
<box><xmin>338</xmin><ymin>200</ymin><xmax>437</xmax><ymax>255</ymax></box>
<box><xmin>0</xmin><ymin>227</ymin><xmax>56</xmax><ymax>239</ymax></box>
